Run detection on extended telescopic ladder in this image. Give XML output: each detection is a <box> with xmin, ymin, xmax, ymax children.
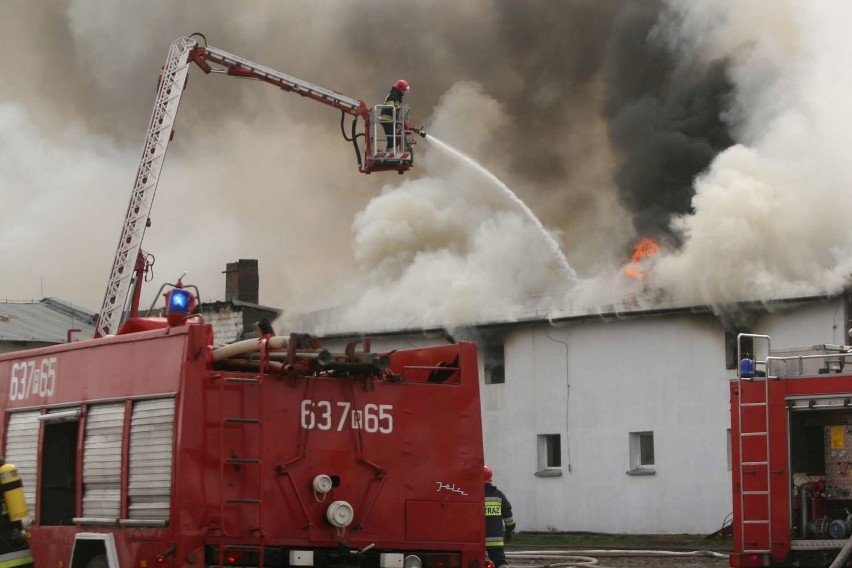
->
<box><xmin>96</xmin><ymin>37</ymin><xmax>197</xmax><ymax>337</ymax></box>
<box><xmin>95</xmin><ymin>36</ymin><xmax>366</xmax><ymax>338</ymax></box>
<box><xmin>96</xmin><ymin>35</ymin><xmax>415</xmax><ymax>338</ymax></box>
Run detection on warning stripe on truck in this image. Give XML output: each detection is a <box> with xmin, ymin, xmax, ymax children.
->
<box><xmin>0</xmin><ymin>548</ymin><xmax>33</xmax><ymax>568</ymax></box>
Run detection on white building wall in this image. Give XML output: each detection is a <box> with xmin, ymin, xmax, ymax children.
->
<box><xmin>317</xmin><ymin>296</ymin><xmax>849</xmax><ymax>535</ymax></box>
<box><xmin>758</xmin><ymin>299</ymin><xmax>846</xmax><ymax>347</ymax></box>
<box><xmin>482</xmin><ymin>314</ymin><xmax>732</xmax><ymax>534</ymax></box>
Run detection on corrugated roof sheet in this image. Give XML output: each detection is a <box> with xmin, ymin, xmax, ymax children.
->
<box><xmin>0</xmin><ymin>298</ymin><xmax>96</xmax><ymax>343</ymax></box>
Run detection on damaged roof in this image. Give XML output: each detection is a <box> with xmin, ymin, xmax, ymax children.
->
<box><xmin>0</xmin><ymin>298</ymin><xmax>96</xmax><ymax>344</ymax></box>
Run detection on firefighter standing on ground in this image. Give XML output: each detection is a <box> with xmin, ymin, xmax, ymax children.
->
<box><xmin>381</xmin><ymin>79</ymin><xmax>409</xmax><ymax>151</ymax></box>
<box><xmin>0</xmin><ymin>457</ymin><xmax>32</xmax><ymax>568</ymax></box>
<box><xmin>484</xmin><ymin>465</ymin><xmax>516</xmax><ymax>568</ymax></box>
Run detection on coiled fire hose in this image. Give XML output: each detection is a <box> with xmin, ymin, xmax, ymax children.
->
<box><xmin>506</xmin><ymin>548</ymin><xmax>727</xmax><ymax>567</ymax></box>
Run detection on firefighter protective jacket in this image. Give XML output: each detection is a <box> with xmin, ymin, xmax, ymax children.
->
<box><xmin>381</xmin><ymin>87</ymin><xmax>404</xmax><ymax>120</ymax></box>
<box><xmin>485</xmin><ymin>482</ymin><xmax>516</xmax><ymax>547</ymax></box>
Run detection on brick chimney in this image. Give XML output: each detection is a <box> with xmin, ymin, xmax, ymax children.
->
<box><xmin>225</xmin><ymin>259</ymin><xmax>259</xmax><ymax>304</ymax></box>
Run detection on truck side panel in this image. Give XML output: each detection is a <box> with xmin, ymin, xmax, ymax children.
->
<box><xmin>0</xmin><ymin>326</ymin><xmax>485</xmax><ymax>568</ymax></box>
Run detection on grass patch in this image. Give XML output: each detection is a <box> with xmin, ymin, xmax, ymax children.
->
<box><xmin>510</xmin><ymin>532</ymin><xmax>732</xmax><ymax>551</ymax></box>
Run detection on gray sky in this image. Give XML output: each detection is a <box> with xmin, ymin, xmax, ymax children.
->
<box><xmin>2</xmin><ymin>1</ymin><xmax>851</xmax><ymax>332</ymax></box>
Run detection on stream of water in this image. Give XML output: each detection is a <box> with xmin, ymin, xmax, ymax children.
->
<box><xmin>424</xmin><ymin>134</ymin><xmax>577</xmax><ymax>282</ymax></box>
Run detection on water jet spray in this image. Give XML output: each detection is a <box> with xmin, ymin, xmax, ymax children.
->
<box><xmin>424</xmin><ymin>134</ymin><xmax>577</xmax><ymax>283</ymax></box>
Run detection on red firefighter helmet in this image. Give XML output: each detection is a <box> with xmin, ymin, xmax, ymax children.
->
<box><xmin>484</xmin><ymin>464</ymin><xmax>493</xmax><ymax>483</ymax></box>
<box><xmin>394</xmin><ymin>79</ymin><xmax>410</xmax><ymax>92</ymax></box>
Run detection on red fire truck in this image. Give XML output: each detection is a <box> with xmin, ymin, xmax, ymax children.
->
<box><xmin>731</xmin><ymin>333</ymin><xmax>852</xmax><ymax>567</ymax></box>
<box><xmin>0</xmin><ymin>310</ymin><xmax>485</xmax><ymax>568</ymax></box>
<box><xmin>0</xmin><ymin>35</ymin><xmax>483</xmax><ymax>568</ymax></box>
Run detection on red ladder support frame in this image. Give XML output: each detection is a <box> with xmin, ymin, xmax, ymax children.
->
<box><xmin>216</xmin><ymin>336</ymin><xmax>270</xmax><ymax>567</ymax></box>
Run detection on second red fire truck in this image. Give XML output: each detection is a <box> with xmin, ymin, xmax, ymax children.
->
<box><xmin>732</xmin><ymin>333</ymin><xmax>852</xmax><ymax>567</ymax></box>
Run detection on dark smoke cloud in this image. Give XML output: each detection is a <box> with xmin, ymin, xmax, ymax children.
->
<box><xmin>490</xmin><ymin>0</ymin><xmax>622</xmax><ymax>184</ymax></box>
<box><xmin>329</xmin><ymin>0</ymin><xmax>736</xmax><ymax>262</ymax></box>
<box><xmin>603</xmin><ymin>3</ymin><xmax>734</xmax><ymax>242</ymax></box>
<box><xmin>337</xmin><ymin>0</ymin><xmax>737</xmax><ymax>254</ymax></box>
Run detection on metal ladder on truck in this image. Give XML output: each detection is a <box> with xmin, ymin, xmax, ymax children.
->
<box><xmin>215</xmin><ymin>336</ymin><xmax>272</xmax><ymax>568</ymax></box>
<box><xmin>735</xmin><ymin>333</ymin><xmax>773</xmax><ymax>558</ymax></box>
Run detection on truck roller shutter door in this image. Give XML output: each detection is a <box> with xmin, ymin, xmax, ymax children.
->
<box><xmin>4</xmin><ymin>410</ymin><xmax>40</xmax><ymax>515</ymax></box>
<box><xmin>128</xmin><ymin>398</ymin><xmax>175</xmax><ymax>521</ymax></box>
<box><xmin>82</xmin><ymin>403</ymin><xmax>125</xmax><ymax>518</ymax></box>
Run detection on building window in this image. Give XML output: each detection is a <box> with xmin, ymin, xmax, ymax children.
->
<box><xmin>484</xmin><ymin>341</ymin><xmax>505</xmax><ymax>384</ymax></box>
<box><xmin>627</xmin><ymin>431</ymin><xmax>655</xmax><ymax>475</ymax></box>
<box><xmin>535</xmin><ymin>434</ymin><xmax>562</xmax><ymax>477</ymax></box>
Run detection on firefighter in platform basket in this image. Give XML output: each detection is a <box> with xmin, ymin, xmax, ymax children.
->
<box><xmin>0</xmin><ymin>458</ymin><xmax>32</xmax><ymax>568</ymax></box>
<box><xmin>380</xmin><ymin>79</ymin><xmax>409</xmax><ymax>151</ymax></box>
<box><xmin>484</xmin><ymin>465</ymin><xmax>516</xmax><ymax>568</ymax></box>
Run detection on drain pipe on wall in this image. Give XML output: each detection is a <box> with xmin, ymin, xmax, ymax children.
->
<box><xmin>543</xmin><ymin>327</ymin><xmax>572</xmax><ymax>473</ymax></box>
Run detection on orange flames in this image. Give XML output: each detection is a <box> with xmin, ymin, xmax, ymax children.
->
<box><xmin>624</xmin><ymin>237</ymin><xmax>660</xmax><ymax>279</ymax></box>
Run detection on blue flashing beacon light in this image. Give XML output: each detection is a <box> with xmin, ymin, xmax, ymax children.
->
<box><xmin>167</xmin><ymin>288</ymin><xmax>192</xmax><ymax>316</ymax></box>
<box><xmin>739</xmin><ymin>355</ymin><xmax>755</xmax><ymax>378</ymax></box>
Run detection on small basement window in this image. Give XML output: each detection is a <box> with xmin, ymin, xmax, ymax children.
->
<box><xmin>627</xmin><ymin>431</ymin><xmax>655</xmax><ymax>475</ymax></box>
<box><xmin>535</xmin><ymin>434</ymin><xmax>562</xmax><ymax>477</ymax></box>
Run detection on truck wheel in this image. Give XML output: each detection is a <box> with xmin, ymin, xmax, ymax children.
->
<box><xmin>85</xmin><ymin>555</ymin><xmax>108</xmax><ymax>568</ymax></box>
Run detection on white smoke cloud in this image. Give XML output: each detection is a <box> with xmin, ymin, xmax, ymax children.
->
<box><xmin>0</xmin><ymin>103</ymin><xmax>133</xmax><ymax>301</ymax></box>
<box><xmin>5</xmin><ymin>0</ymin><xmax>851</xmax><ymax>337</ymax></box>
<box><xmin>649</xmin><ymin>0</ymin><xmax>852</xmax><ymax>305</ymax></box>
<box><xmin>304</xmin><ymin>82</ymin><xmax>570</xmax><ymax>332</ymax></box>
<box><xmin>1</xmin><ymin>2</ymin><xmax>630</xmax><ymax>332</ymax></box>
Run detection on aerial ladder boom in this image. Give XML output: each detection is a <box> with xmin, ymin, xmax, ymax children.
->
<box><xmin>95</xmin><ymin>35</ymin><xmax>423</xmax><ymax>338</ymax></box>
<box><xmin>192</xmin><ymin>43</ymin><xmax>365</xmax><ymax>116</ymax></box>
<box><xmin>185</xmin><ymin>37</ymin><xmax>424</xmax><ymax>173</ymax></box>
